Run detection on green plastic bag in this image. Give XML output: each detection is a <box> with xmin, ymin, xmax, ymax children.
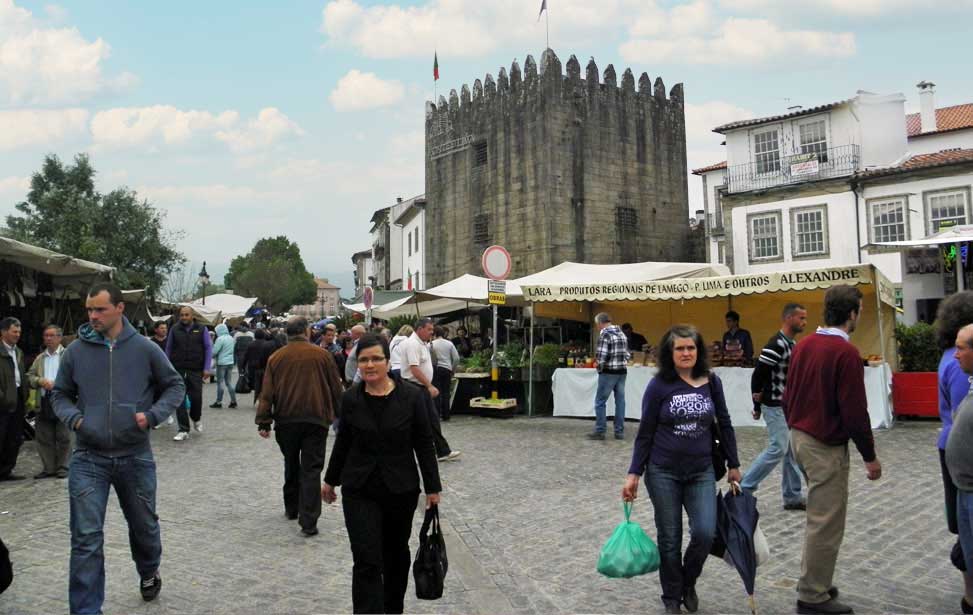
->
<box><xmin>596</xmin><ymin>502</ymin><xmax>661</xmax><ymax>578</ymax></box>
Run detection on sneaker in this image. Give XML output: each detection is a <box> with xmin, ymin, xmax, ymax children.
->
<box><xmin>228</xmin><ymin>402</ymin><xmax>238</xmax><ymax>409</ymax></box>
<box><xmin>446</xmin><ymin>450</ymin><xmax>462</xmax><ymax>461</ymax></box>
<box><xmin>56</xmin><ymin>468</ymin><xmax>69</xmax><ymax>479</ymax></box>
<box><xmin>140</xmin><ymin>573</ymin><xmax>162</xmax><ymax>602</ymax></box>
<box><xmin>586</xmin><ymin>432</ymin><xmax>606</xmax><ymax>440</ymax></box>
<box><xmin>156</xmin><ymin>415</ymin><xmax>173</xmax><ymax>428</ymax></box>
<box><xmin>796</xmin><ymin>598</ymin><xmax>854</xmax><ymax>614</ymax></box>
<box><xmin>173</xmin><ymin>431</ymin><xmax>189</xmax><ymax>441</ymax></box>
<box><xmin>614</xmin><ymin>432</ymin><xmax>624</xmax><ymax>440</ymax></box>
<box><xmin>682</xmin><ymin>586</ymin><xmax>699</xmax><ymax>613</ymax></box>
<box><xmin>193</xmin><ymin>421</ymin><xmax>203</xmax><ymax>433</ymax></box>
<box><xmin>301</xmin><ymin>527</ymin><xmax>319</xmax><ymax>537</ymax></box>
<box><xmin>33</xmin><ymin>471</ymin><xmax>54</xmax><ymax>480</ymax></box>
<box><xmin>209</xmin><ymin>402</ymin><xmax>222</xmax><ymax>408</ymax></box>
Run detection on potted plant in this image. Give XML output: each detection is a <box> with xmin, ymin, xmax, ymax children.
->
<box><xmin>496</xmin><ymin>342</ymin><xmax>526</xmax><ymax>382</ymax></box>
<box><xmin>892</xmin><ymin>322</ymin><xmax>940</xmax><ymax>418</ymax></box>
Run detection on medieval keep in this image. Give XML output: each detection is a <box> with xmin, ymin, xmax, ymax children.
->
<box><xmin>424</xmin><ymin>48</ymin><xmax>693</xmax><ymax>286</ymax></box>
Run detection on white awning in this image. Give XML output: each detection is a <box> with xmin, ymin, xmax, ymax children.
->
<box><xmin>0</xmin><ymin>236</ymin><xmax>114</xmax><ymax>278</ymax></box>
<box><xmin>180</xmin><ymin>293</ymin><xmax>257</xmax><ymax>325</ymax></box>
<box><xmin>873</xmin><ymin>224</ymin><xmax>973</xmax><ymax>247</ymax></box>
<box><xmin>372</xmin><ymin>295</ymin><xmax>487</xmax><ymax>319</ymax></box>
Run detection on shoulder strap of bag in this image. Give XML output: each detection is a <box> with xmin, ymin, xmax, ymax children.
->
<box><xmin>708</xmin><ymin>374</ymin><xmax>725</xmax><ymax>444</ymax></box>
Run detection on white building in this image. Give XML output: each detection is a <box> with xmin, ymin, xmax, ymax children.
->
<box><xmin>694</xmin><ymin>82</ymin><xmax>973</xmax><ymax>321</ymax></box>
<box><xmin>394</xmin><ymin>196</ymin><xmax>426</xmax><ymax>290</ymax></box>
<box><xmin>290</xmin><ymin>278</ymin><xmax>341</xmax><ymax>318</ymax></box>
<box><xmin>351</xmin><ymin>249</ymin><xmax>374</xmax><ymax>300</ymax></box>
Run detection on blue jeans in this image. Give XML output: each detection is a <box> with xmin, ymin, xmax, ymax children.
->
<box><xmin>740</xmin><ymin>405</ymin><xmax>804</xmax><ymax>504</ymax></box>
<box><xmin>958</xmin><ymin>489</ymin><xmax>973</xmax><ymax>573</ymax></box>
<box><xmin>594</xmin><ymin>373</ymin><xmax>626</xmax><ymax>434</ymax></box>
<box><xmin>215</xmin><ymin>364</ymin><xmax>237</xmax><ymax>404</ymax></box>
<box><xmin>646</xmin><ymin>463</ymin><xmax>717</xmax><ymax>604</ymax></box>
<box><xmin>69</xmin><ymin>449</ymin><xmax>161</xmax><ymax>615</ymax></box>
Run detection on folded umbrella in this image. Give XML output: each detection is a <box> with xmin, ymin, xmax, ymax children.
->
<box><xmin>716</xmin><ymin>486</ymin><xmax>760</xmax><ymax>614</ymax></box>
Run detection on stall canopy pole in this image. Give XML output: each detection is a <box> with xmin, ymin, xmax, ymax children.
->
<box><xmin>958</xmin><ymin>243</ymin><xmax>967</xmax><ymax>292</ymax></box>
<box><xmin>528</xmin><ymin>305</ymin><xmax>534</xmax><ymax>417</ymax></box>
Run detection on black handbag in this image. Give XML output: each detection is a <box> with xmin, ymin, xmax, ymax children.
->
<box><xmin>413</xmin><ymin>505</ymin><xmax>448</xmax><ymax>600</ymax></box>
<box><xmin>708</xmin><ymin>377</ymin><xmax>728</xmax><ymax>482</ymax></box>
<box><xmin>0</xmin><ymin>536</ymin><xmax>12</xmax><ymax>595</ymax></box>
<box><xmin>235</xmin><ymin>373</ymin><xmax>251</xmax><ymax>395</ymax></box>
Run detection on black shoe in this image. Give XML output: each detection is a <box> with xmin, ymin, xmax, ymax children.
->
<box><xmin>0</xmin><ymin>474</ymin><xmax>26</xmax><ymax>482</ymax></box>
<box><xmin>663</xmin><ymin>599</ymin><xmax>683</xmax><ymax>614</ymax></box>
<box><xmin>140</xmin><ymin>573</ymin><xmax>162</xmax><ymax>602</ymax></box>
<box><xmin>828</xmin><ymin>587</ymin><xmax>839</xmax><ymax>600</ymax></box>
<box><xmin>301</xmin><ymin>527</ymin><xmax>319</xmax><ymax>537</ymax></box>
<box><xmin>784</xmin><ymin>500</ymin><xmax>807</xmax><ymax>511</ymax></box>
<box><xmin>586</xmin><ymin>432</ymin><xmax>605</xmax><ymax>440</ymax></box>
<box><xmin>962</xmin><ymin>597</ymin><xmax>973</xmax><ymax>614</ymax></box>
<box><xmin>796</xmin><ymin>598</ymin><xmax>854</xmax><ymax>614</ymax></box>
<box><xmin>285</xmin><ymin>510</ymin><xmax>298</xmax><ymax>520</ymax></box>
<box><xmin>56</xmin><ymin>468</ymin><xmax>69</xmax><ymax>479</ymax></box>
<box><xmin>33</xmin><ymin>471</ymin><xmax>54</xmax><ymax>480</ymax></box>
<box><xmin>209</xmin><ymin>402</ymin><xmax>222</xmax><ymax>408</ymax></box>
<box><xmin>682</xmin><ymin>586</ymin><xmax>699</xmax><ymax>613</ymax></box>
<box><xmin>228</xmin><ymin>402</ymin><xmax>238</xmax><ymax>408</ymax></box>
<box><xmin>614</xmin><ymin>432</ymin><xmax>624</xmax><ymax>440</ymax></box>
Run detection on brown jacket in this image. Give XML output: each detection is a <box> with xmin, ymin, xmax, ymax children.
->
<box><xmin>255</xmin><ymin>339</ymin><xmax>343</xmax><ymax>429</ymax></box>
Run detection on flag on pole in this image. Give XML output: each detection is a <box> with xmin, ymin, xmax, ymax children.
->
<box><xmin>407</xmin><ymin>269</ymin><xmax>413</xmax><ymax>290</ymax></box>
<box><xmin>433</xmin><ymin>52</ymin><xmax>439</xmax><ymax>81</ymax></box>
<box><xmin>537</xmin><ymin>0</ymin><xmax>547</xmax><ymax>21</ymax></box>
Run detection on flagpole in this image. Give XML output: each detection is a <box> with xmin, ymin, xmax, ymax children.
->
<box><xmin>545</xmin><ymin>2</ymin><xmax>550</xmax><ymax>50</ymax></box>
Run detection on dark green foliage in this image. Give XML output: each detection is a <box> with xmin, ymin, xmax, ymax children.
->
<box><xmin>895</xmin><ymin>322</ymin><xmax>941</xmax><ymax>372</ymax></box>
<box><xmin>225</xmin><ymin>236</ymin><xmax>317</xmax><ymax>313</ymax></box>
<box><xmin>5</xmin><ymin>154</ymin><xmax>184</xmax><ymax>293</ymax></box>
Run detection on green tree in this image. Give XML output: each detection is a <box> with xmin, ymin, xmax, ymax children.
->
<box><xmin>5</xmin><ymin>154</ymin><xmax>184</xmax><ymax>293</ymax></box>
<box><xmin>225</xmin><ymin>236</ymin><xmax>316</xmax><ymax>313</ymax></box>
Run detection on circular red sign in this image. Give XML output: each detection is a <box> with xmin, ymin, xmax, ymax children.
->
<box><xmin>481</xmin><ymin>245</ymin><xmax>512</xmax><ymax>280</ymax></box>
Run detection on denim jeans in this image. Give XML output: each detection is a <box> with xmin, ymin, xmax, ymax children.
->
<box><xmin>69</xmin><ymin>449</ymin><xmax>161</xmax><ymax>615</ymax></box>
<box><xmin>594</xmin><ymin>373</ymin><xmax>626</xmax><ymax>434</ymax></box>
<box><xmin>215</xmin><ymin>364</ymin><xmax>237</xmax><ymax>404</ymax></box>
<box><xmin>646</xmin><ymin>463</ymin><xmax>717</xmax><ymax>604</ymax></box>
<box><xmin>957</xmin><ymin>489</ymin><xmax>973</xmax><ymax>573</ymax></box>
<box><xmin>740</xmin><ymin>405</ymin><xmax>804</xmax><ymax>505</ymax></box>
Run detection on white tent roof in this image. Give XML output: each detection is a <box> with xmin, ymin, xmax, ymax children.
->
<box><xmin>180</xmin><ymin>293</ymin><xmax>257</xmax><ymax>325</ymax></box>
<box><xmin>0</xmin><ymin>236</ymin><xmax>114</xmax><ymax>278</ymax></box>
<box><xmin>372</xmin><ymin>295</ymin><xmax>487</xmax><ymax>319</ymax></box>
<box><xmin>414</xmin><ymin>273</ymin><xmax>524</xmax><ymax>303</ymax></box>
<box><xmin>874</xmin><ymin>224</ymin><xmax>973</xmax><ymax>247</ymax></box>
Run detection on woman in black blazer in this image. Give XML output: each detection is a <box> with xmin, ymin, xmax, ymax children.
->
<box><xmin>322</xmin><ymin>334</ymin><xmax>442</xmax><ymax>614</ymax></box>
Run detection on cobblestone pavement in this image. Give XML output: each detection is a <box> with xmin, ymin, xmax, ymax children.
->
<box><xmin>0</xmin><ymin>379</ymin><xmax>963</xmax><ymax>614</ymax></box>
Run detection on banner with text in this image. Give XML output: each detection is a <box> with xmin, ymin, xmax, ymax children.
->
<box><xmin>520</xmin><ymin>264</ymin><xmax>893</xmax><ymax>306</ymax></box>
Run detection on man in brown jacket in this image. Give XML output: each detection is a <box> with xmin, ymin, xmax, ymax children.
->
<box><xmin>256</xmin><ymin>317</ymin><xmax>343</xmax><ymax>536</ymax></box>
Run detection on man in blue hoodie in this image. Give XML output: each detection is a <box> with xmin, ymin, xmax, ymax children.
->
<box><xmin>209</xmin><ymin>323</ymin><xmax>237</xmax><ymax>409</ymax></box>
<box><xmin>52</xmin><ymin>283</ymin><xmax>185</xmax><ymax>615</ymax></box>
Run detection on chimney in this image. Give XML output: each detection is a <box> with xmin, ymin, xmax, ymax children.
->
<box><xmin>918</xmin><ymin>81</ymin><xmax>937</xmax><ymax>133</ymax></box>
<box><xmin>396</xmin><ymin>197</ymin><xmax>403</xmax><ymax>203</ymax></box>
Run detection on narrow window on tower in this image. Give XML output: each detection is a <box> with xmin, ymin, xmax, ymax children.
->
<box><xmin>473</xmin><ymin>141</ymin><xmax>488</xmax><ymax>167</ymax></box>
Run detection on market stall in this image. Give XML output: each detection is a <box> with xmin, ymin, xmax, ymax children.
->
<box><xmin>179</xmin><ymin>293</ymin><xmax>258</xmax><ymax>326</ymax></box>
<box><xmin>518</xmin><ymin>263</ymin><xmax>897</xmax><ymax>424</ymax></box>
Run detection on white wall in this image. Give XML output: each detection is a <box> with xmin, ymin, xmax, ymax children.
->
<box><xmin>909</xmin><ymin>130</ymin><xmax>973</xmax><ymax>155</ymax></box>
<box><xmin>700</xmin><ymin>168</ymin><xmax>727</xmax><ymax>267</ymax></box>
<box><xmin>401</xmin><ymin>209</ymin><xmax>425</xmax><ymax>289</ymax></box>
<box><xmin>864</xmin><ymin>171</ymin><xmax>973</xmax><ymax>237</ymax></box>
<box><xmin>855</xmin><ymin>93</ymin><xmax>908</xmax><ymax>169</ymax></box>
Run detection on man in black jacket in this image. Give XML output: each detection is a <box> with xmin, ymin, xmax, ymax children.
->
<box><xmin>165</xmin><ymin>307</ymin><xmax>212</xmax><ymax>441</ymax></box>
<box><xmin>0</xmin><ymin>317</ymin><xmax>28</xmax><ymax>481</ymax></box>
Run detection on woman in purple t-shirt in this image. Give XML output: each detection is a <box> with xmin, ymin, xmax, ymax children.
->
<box><xmin>622</xmin><ymin>325</ymin><xmax>741</xmax><ymax>614</ymax></box>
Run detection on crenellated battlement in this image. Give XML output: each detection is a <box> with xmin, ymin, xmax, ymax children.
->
<box><xmin>424</xmin><ymin>48</ymin><xmax>684</xmax><ymax>130</ymax></box>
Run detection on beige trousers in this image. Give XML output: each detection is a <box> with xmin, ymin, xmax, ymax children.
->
<box><xmin>790</xmin><ymin>428</ymin><xmax>850</xmax><ymax>604</ymax></box>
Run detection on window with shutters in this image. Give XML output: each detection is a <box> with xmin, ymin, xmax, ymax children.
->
<box><xmin>790</xmin><ymin>206</ymin><xmax>828</xmax><ymax>258</ymax></box>
<box><xmin>868</xmin><ymin>197</ymin><xmax>908</xmax><ymax>243</ymax></box>
<box><xmin>473</xmin><ymin>141</ymin><xmax>488</xmax><ymax>166</ymax></box>
<box><xmin>748</xmin><ymin>211</ymin><xmax>782</xmax><ymax>262</ymax></box>
<box><xmin>753</xmin><ymin>129</ymin><xmax>780</xmax><ymax>175</ymax></box>
<box><xmin>473</xmin><ymin>213</ymin><xmax>490</xmax><ymax>245</ymax></box>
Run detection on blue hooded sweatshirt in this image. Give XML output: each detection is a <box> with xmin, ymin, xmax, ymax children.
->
<box><xmin>52</xmin><ymin>317</ymin><xmax>185</xmax><ymax>458</ymax></box>
<box><xmin>211</xmin><ymin>324</ymin><xmax>236</xmax><ymax>367</ymax></box>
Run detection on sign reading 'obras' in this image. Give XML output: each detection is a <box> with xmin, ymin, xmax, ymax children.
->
<box><xmin>520</xmin><ymin>265</ymin><xmax>886</xmax><ymax>304</ymax></box>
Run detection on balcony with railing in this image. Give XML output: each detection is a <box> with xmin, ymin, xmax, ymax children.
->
<box><xmin>726</xmin><ymin>144</ymin><xmax>860</xmax><ymax>194</ymax></box>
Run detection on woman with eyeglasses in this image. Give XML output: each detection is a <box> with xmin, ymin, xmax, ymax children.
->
<box><xmin>621</xmin><ymin>324</ymin><xmax>741</xmax><ymax>615</ymax></box>
<box><xmin>322</xmin><ymin>334</ymin><xmax>442</xmax><ymax>614</ymax></box>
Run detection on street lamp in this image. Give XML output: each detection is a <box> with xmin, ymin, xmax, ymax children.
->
<box><xmin>198</xmin><ymin>261</ymin><xmax>210</xmax><ymax>305</ymax></box>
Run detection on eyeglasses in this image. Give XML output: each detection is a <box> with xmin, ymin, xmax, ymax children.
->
<box><xmin>357</xmin><ymin>356</ymin><xmax>388</xmax><ymax>365</ymax></box>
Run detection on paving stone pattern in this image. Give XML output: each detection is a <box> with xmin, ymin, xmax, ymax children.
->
<box><xmin>0</xmin><ymin>381</ymin><xmax>962</xmax><ymax>614</ymax></box>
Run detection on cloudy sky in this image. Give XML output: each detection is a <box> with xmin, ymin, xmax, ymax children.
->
<box><xmin>1</xmin><ymin>0</ymin><xmax>971</xmax><ymax>293</ymax></box>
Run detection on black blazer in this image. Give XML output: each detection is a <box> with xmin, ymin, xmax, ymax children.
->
<box><xmin>324</xmin><ymin>379</ymin><xmax>442</xmax><ymax>495</ymax></box>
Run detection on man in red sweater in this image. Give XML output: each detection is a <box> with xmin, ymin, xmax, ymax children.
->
<box><xmin>783</xmin><ymin>285</ymin><xmax>882</xmax><ymax>615</ymax></box>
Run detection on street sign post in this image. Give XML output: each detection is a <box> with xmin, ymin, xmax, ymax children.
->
<box><xmin>481</xmin><ymin>247</ymin><xmax>511</xmax><ymax>400</ymax></box>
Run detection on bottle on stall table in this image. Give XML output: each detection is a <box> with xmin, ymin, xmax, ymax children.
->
<box><xmin>566</xmin><ymin>352</ymin><xmax>575</xmax><ymax>367</ymax></box>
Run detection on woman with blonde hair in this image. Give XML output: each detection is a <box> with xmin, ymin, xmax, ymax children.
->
<box><xmin>388</xmin><ymin>325</ymin><xmax>413</xmax><ymax>379</ymax></box>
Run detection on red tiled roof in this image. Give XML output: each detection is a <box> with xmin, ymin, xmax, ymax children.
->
<box><xmin>858</xmin><ymin>148</ymin><xmax>973</xmax><ymax>179</ymax></box>
<box><xmin>692</xmin><ymin>161</ymin><xmax>727</xmax><ymax>175</ymax></box>
<box><xmin>906</xmin><ymin>104</ymin><xmax>973</xmax><ymax>136</ymax></box>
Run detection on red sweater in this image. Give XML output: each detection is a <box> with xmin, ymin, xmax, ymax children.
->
<box><xmin>782</xmin><ymin>333</ymin><xmax>876</xmax><ymax>462</ymax></box>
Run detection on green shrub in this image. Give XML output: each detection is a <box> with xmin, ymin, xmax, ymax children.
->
<box><xmin>497</xmin><ymin>341</ymin><xmax>526</xmax><ymax>368</ymax></box>
<box><xmin>533</xmin><ymin>343</ymin><xmax>562</xmax><ymax>367</ymax></box>
<box><xmin>894</xmin><ymin>322</ymin><xmax>940</xmax><ymax>372</ymax></box>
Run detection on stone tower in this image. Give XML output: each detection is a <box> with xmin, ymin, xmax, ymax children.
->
<box><xmin>424</xmin><ymin>49</ymin><xmax>691</xmax><ymax>285</ymax></box>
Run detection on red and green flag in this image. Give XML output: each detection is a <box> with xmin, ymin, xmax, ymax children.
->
<box><xmin>433</xmin><ymin>52</ymin><xmax>439</xmax><ymax>81</ymax></box>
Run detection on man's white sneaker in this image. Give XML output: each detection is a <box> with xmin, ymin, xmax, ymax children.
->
<box><xmin>173</xmin><ymin>431</ymin><xmax>189</xmax><ymax>441</ymax></box>
<box><xmin>193</xmin><ymin>421</ymin><xmax>203</xmax><ymax>433</ymax></box>
<box><xmin>446</xmin><ymin>450</ymin><xmax>462</xmax><ymax>461</ymax></box>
